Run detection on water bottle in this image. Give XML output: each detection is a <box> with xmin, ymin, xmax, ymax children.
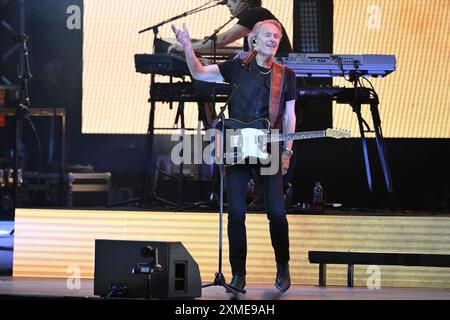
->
<box><xmin>313</xmin><ymin>182</ymin><xmax>324</xmax><ymax>211</ymax></box>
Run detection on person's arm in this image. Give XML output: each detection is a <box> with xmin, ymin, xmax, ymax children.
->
<box><xmin>171</xmin><ymin>23</ymin><xmax>224</xmax><ymax>83</ymax></box>
<box><xmin>281</xmin><ymin>99</ymin><xmax>296</xmax><ymax>175</ymax></box>
<box><xmin>168</xmin><ymin>23</ymin><xmax>250</xmax><ymax>53</ymax></box>
<box><xmin>282</xmin><ymin>100</ymin><xmax>296</xmax><ymax>151</ymax></box>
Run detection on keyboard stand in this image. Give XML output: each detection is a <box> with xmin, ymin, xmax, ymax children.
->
<box><xmin>349</xmin><ymin>71</ymin><xmax>397</xmax><ymax>210</ymax></box>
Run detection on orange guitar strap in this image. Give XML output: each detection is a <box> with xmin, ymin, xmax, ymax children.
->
<box><xmin>269</xmin><ymin>62</ymin><xmax>285</xmax><ymax>129</ymax></box>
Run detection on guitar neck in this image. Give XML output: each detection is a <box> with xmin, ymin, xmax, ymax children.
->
<box><xmin>267</xmin><ymin>130</ymin><xmax>327</xmax><ymax>143</ymax></box>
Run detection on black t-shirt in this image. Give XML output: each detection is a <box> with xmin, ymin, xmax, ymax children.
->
<box><xmin>237</xmin><ymin>7</ymin><xmax>293</xmax><ymax>55</ymax></box>
<box><xmin>218</xmin><ymin>58</ymin><xmax>297</xmax><ymax>129</ymax></box>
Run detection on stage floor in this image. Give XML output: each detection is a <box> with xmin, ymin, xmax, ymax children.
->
<box><xmin>1</xmin><ymin>277</ymin><xmax>450</xmax><ymax>300</ymax></box>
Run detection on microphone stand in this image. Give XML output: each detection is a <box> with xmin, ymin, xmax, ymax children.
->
<box><xmin>12</xmin><ymin>34</ymin><xmax>32</xmax><ymax>214</ymax></box>
<box><xmin>201</xmin><ymin>12</ymin><xmax>253</xmax><ymax>292</ymax></box>
<box><xmin>201</xmin><ymin>93</ymin><xmax>248</xmax><ymax>295</ymax></box>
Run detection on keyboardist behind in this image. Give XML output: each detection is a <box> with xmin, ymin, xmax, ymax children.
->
<box><xmin>167</xmin><ymin>0</ymin><xmax>293</xmax><ymax>56</ymax></box>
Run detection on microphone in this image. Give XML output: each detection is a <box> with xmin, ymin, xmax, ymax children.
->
<box><xmin>215</xmin><ymin>0</ymin><xmax>228</xmax><ymax>4</ymax></box>
<box><xmin>241</xmin><ymin>50</ymin><xmax>258</xmax><ymax>71</ymax></box>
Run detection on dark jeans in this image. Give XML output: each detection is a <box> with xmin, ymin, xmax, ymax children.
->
<box><xmin>225</xmin><ymin>163</ymin><xmax>290</xmax><ymax>276</ymax></box>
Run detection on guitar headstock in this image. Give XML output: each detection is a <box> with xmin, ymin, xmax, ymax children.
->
<box><xmin>325</xmin><ymin>128</ymin><xmax>351</xmax><ymax>139</ymax></box>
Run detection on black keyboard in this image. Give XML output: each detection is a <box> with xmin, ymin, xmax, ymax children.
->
<box><xmin>151</xmin><ymin>81</ymin><xmax>232</xmax><ymax>102</ymax></box>
<box><xmin>135</xmin><ymin>54</ymin><xmax>190</xmax><ymax>77</ymax></box>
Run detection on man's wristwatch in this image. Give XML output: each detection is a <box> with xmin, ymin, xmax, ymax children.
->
<box><xmin>282</xmin><ymin>147</ymin><xmax>293</xmax><ymax>157</ymax></box>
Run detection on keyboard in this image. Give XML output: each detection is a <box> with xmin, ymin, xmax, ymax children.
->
<box><xmin>276</xmin><ymin>53</ymin><xmax>396</xmax><ymax>78</ymax></box>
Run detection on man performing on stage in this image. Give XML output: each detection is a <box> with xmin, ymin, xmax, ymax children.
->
<box><xmin>171</xmin><ymin>19</ymin><xmax>297</xmax><ymax>293</ymax></box>
<box><xmin>169</xmin><ymin>0</ymin><xmax>297</xmax><ymax>208</ymax></box>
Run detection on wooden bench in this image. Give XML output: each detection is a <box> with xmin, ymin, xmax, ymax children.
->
<box><xmin>308</xmin><ymin>251</ymin><xmax>450</xmax><ymax>287</ymax></box>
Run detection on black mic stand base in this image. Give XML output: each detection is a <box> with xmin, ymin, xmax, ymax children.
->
<box><xmin>202</xmin><ymin>272</ymin><xmax>246</xmax><ymax>294</ymax></box>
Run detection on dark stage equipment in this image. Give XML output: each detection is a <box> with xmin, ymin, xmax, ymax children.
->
<box><xmin>293</xmin><ymin>0</ymin><xmax>333</xmax><ymax>131</ymax></box>
<box><xmin>94</xmin><ymin>239</ymin><xmax>202</xmax><ymax>299</ymax></box>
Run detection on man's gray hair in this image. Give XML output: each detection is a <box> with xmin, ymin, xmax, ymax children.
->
<box><xmin>247</xmin><ymin>19</ymin><xmax>282</xmax><ymax>51</ymax></box>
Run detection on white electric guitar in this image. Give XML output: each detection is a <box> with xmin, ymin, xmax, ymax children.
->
<box><xmin>215</xmin><ymin>118</ymin><xmax>351</xmax><ymax>165</ymax></box>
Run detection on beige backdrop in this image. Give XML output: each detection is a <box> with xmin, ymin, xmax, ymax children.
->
<box><xmin>82</xmin><ymin>0</ymin><xmax>450</xmax><ymax>138</ymax></box>
<box><xmin>82</xmin><ymin>0</ymin><xmax>293</xmax><ymax>134</ymax></box>
<box><xmin>333</xmin><ymin>0</ymin><xmax>450</xmax><ymax>138</ymax></box>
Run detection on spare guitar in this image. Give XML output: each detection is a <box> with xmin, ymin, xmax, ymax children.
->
<box><xmin>213</xmin><ymin>118</ymin><xmax>351</xmax><ymax>165</ymax></box>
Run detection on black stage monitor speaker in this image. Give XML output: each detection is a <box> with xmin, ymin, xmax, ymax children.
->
<box><xmin>94</xmin><ymin>239</ymin><xmax>202</xmax><ymax>299</ymax></box>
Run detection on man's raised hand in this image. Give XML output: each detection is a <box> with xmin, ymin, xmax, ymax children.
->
<box><xmin>170</xmin><ymin>23</ymin><xmax>192</xmax><ymax>51</ymax></box>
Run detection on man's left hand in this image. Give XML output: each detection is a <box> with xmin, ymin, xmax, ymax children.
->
<box><xmin>281</xmin><ymin>153</ymin><xmax>291</xmax><ymax>175</ymax></box>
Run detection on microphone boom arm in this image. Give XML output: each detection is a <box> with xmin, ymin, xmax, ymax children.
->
<box><xmin>202</xmin><ymin>3</ymin><xmax>250</xmax><ymax>45</ymax></box>
<box><xmin>139</xmin><ymin>1</ymin><xmax>223</xmax><ymax>34</ymax></box>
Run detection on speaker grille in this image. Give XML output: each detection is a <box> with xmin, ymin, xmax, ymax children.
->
<box><xmin>298</xmin><ymin>1</ymin><xmax>320</xmax><ymax>53</ymax></box>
